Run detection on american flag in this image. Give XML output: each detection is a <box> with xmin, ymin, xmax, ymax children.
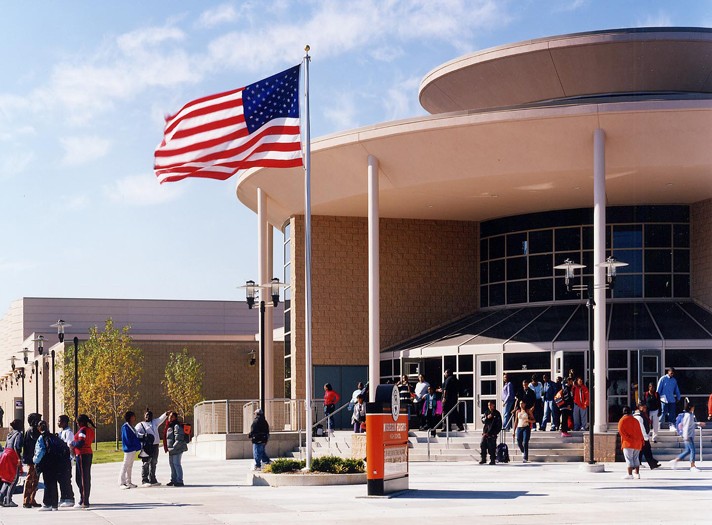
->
<box><xmin>154</xmin><ymin>65</ymin><xmax>302</xmax><ymax>184</ymax></box>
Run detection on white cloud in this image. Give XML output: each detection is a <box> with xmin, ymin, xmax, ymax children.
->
<box><xmin>0</xmin><ymin>124</ymin><xmax>35</xmax><ymax>141</ymax></box>
<box><xmin>105</xmin><ymin>174</ymin><xmax>185</xmax><ymax>206</ymax></box>
<box><xmin>60</xmin><ymin>136</ymin><xmax>111</xmax><ymax>166</ymax></box>
<box><xmin>383</xmin><ymin>76</ymin><xmax>423</xmax><ymax>121</ymax></box>
<box><xmin>117</xmin><ymin>26</ymin><xmax>185</xmax><ymax>53</ymax></box>
<box><xmin>369</xmin><ymin>46</ymin><xmax>404</xmax><ymax>63</ymax></box>
<box><xmin>197</xmin><ymin>3</ymin><xmax>240</xmax><ymax>28</ymax></box>
<box><xmin>551</xmin><ymin>0</ymin><xmax>587</xmax><ymax>13</ymax></box>
<box><xmin>637</xmin><ymin>9</ymin><xmax>673</xmax><ymax>27</ymax></box>
<box><xmin>323</xmin><ymin>92</ymin><xmax>359</xmax><ymax>130</ymax></box>
<box><xmin>0</xmin><ymin>149</ymin><xmax>34</xmax><ymax>179</ymax></box>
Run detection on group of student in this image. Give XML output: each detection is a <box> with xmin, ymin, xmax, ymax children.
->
<box><xmin>0</xmin><ymin>407</ymin><xmax>188</xmax><ymax>511</ymax></box>
<box><xmin>0</xmin><ymin>412</ymin><xmax>95</xmax><ymax>509</ymax></box>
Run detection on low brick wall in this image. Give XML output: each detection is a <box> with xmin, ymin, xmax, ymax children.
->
<box><xmin>583</xmin><ymin>433</ymin><xmax>620</xmax><ymax>462</ymax></box>
<box><xmin>352</xmin><ymin>433</ymin><xmax>366</xmax><ymax>459</ymax></box>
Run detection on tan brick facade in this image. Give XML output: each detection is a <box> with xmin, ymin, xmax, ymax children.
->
<box><xmin>288</xmin><ymin>215</ymin><xmax>478</xmax><ymax>398</ymax></box>
<box><xmin>692</xmin><ymin>198</ymin><xmax>712</xmax><ymax>310</ymax></box>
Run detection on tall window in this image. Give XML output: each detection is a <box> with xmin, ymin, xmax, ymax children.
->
<box><xmin>283</xmin><ymin>220</ymin><xmax>292</xmax><ymax>398</ymax></box>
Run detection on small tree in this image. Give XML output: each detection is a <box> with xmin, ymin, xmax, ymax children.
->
<box><xmin>162</xmin><ymin>348</ymin><xmax>204</xmax><ymax>419</ymax></box>
<box><xmin>82</xmin><ymin>319</ymin><xmax>143</xmax><ymax>450</ymax></box>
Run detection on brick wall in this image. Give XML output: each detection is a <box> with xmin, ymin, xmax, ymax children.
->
<box><xmin>289</xmin><ymin>215</ymin><xmax>478</xmax><ymax>397</ymax></box>
<box><xmin>691</xmin><ymin>198</ymin><xmax>712</xmax><ymax>309</ymax></box>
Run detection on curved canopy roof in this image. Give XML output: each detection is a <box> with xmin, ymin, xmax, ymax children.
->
<box><xmin>419</xmin><ymin>27</ymin><xmax>712</xmax><ymax>114</ymax></box>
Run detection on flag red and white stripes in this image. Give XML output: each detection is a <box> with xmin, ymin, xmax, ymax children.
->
<box><xmin>155</xmin><ymin>65</ymin><xmax>302</xmax><ymax>184</ymax></box>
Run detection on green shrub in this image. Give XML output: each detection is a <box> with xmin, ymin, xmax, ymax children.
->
<box><xmin>310</xmin><ymin>455</ymin><xmax>365</xmax><ymax>474</ymax></box>
<box><xmin>264</xmin><ymin>458</ymin><xmax>305</xmax><ymax>474</ymax></box>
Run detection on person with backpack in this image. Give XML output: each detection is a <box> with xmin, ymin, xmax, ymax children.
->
<box><xmin>656</xmin><ymin>367</ymin><xmax>681</xmax><ymax>429</ymax></box>
<box><xmin>669</xmin><ymin>403</ymin><xmax>700</xmax><ymax>472</ymax></box>
<box><xmin>479</xmin><ymin>400</ymin><xmax>502</xmax><ymax>465</ymax></box>
<box><xmin>248</xmin><ymin>409</ymin><xmax>271</xmax><ymax>471</ymax></box>
<box><xmin>643</xmin><ymin>382</ymin><xmax>661</xmax><ymax>442</ymax></box>
<box><xmin>56</xmin><ymin>415</ymin><xmax>75</xmax><ymax>507</ymax></box>
<box><xmin>120</xmin><ymin>411</ymin><xmax>142</xmax><ymax>489</ymax></box>
<box><xmin>0</xmin><ymin>419</ymin><xmax>23</xmax><ymax>507</ymax></box>
<box><xmin>556</xmin><ymin>377</ymin><xmax>575</xmax><ymax>437</ymax></box>
<box><xmin>633</xmin><ymin>402</ymin><xmax>660</xmax><ymax>470</ymax></box>
<box><xmin>164</xmin><ymin>411</ymin><xmax>187</xmax><ymax>487</ymax></box>
<box><xmin>22</xmin><ymin>412</ymin><xmax>42</xmax><ymax>509</ymax></box>
<box><xmin>135</xmin><ymin>408</ymin><xmax>168</xmax><ymax>487</ymax></box>
<box><xmin>71</xmin><ymin>414</ymin><xmax>96</xmax><ymax>508</ymax></box>
<box><xmin>33</xmin><ymin>419</ymin><xmax>67</xmax><ymax>511</ymax></box>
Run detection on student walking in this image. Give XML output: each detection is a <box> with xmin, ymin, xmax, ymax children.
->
<box><xmin>71</xmin><ymin>414</ymin><xmax>96</xmax><ymax>508</ymax></box>
<box><xmin>619</xmin><ymin>406</ymin><xmax>644</xmax><ymax>479</ymax></box>
<box><xmin>323</xmin><ymin>384</ymin><xmax>341</xmax><ymax>435</ymax></box>
<box><xmin>0</xmin><ymin>419</ymin><xmax>23</xmax><ymax>507</ymax></box>
<box><xmin>512</xmin><ymin>400</ymin><xmax>534</xmax><ymax>463</ymax></box>
<box><xmin>164</xmin><ymin>411</ymin><xmax>187</xmax><ymax>486</ymax></box>
<box><xmin>669</xmin><ymin>403</ymin><xmax>700</xmax><ymax>472</ymax></box>
<box><xmin>249</xmin><ymin>409</ymin><xmax>271</xmax><ymax>471</ymax></box>
<box><xmin>657</xmin><ymin>367</ymin><xmax>681</xmax><ymax>428</ymax></box>
<box><xmin>120</xmin><ymin>411</ymin><xmax>142</xmax><ymax>489</ymax></box>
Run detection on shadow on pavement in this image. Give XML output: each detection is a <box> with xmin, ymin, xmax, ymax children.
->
<box><xmin>88</xmin><ymin>503</ymin><xmax>195</xmax><ymax>510</ymax></box>
<box><xmin>396</xmin><ymin>489</ymin><xmax>534</xmax><ymax>499</ymax></box>
<box><xmin>597</xmin><ymin>485</ymin><xmax>712</xmax><ymax>491</ymax></box>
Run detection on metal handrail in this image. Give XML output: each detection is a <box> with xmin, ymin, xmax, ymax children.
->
<box><xmin>426</xmin><ymin>400</ymin><xmax>468</xmax><ymax>461</ymax></box>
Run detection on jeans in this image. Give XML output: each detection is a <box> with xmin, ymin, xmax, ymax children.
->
<box><xmin>141</xmin><ymin>444</ymin><xmax>159</xmax><ymax>483</ymax></box>
<box><xmin>480</xmin><ymin>435</ymin><xmax>497</xmax><ymax>462</ymax></box>
<box><xmin>574</xmin><ymin>406</ymin><xmax>588</xmax><ymax>431</ymax></box>
<box><xmin>516</xmin><ymin>426</ymin><xmax>531</xmax><ymax>461</ymax></box>
<box><xmin>678</xmin><ymin>438</ymin><xmax>696</xmax><ymax>462</ymax></box>
<box><xmin>75</xmin><ymin>454</ymin><xmax>92</xmax><ymax>506</ymax></box>
<box><xmin>0</xmin><ymin>465</ymin><xmax>20</xmax><ymax>505</ymax></box>
<box><xmin>542</xmin><ymin>401</ymin><xmax>555</xmax><ymax>430</ymax></box>
<box><xmin>42</xmin><ymin>469</ymin><xmax>59</xmax><ymax>509</ymax></box>
<box><xmin>168</xmin><ymin>453</ymin><xmax>184</xmax><ymax>483</ymax></box>
<box><xmin>648</xmin><ymin>410</ymin><xmax>660</xmax><ymax>439</ymax></box>
<box><xmin>253</xmin><ymin>443</ymin><xmax>271</xmax><ymax>468</ymax></box>
<box><xmin>324</xmin><ymin>404</ymin><xmax>336</xmax><ymax>432</ymax></box>
<box><xmin>59</xmin><ymin>458</ymin><xmax>74</xmax><ymax>503</ymax></box>
<box><xmin>119</xmin><ymin>452</ymin><xmax>136</xmax><ymax>486</ymax></box>
<box><xmin>662</xmin><ymin>402</ymin><xmax>677</xmax><ymax>427</ymax></box>
<box><xmin>502</xmin><ymin>400</ymin><xmax>515</xmax><ymax>430</ymax></box>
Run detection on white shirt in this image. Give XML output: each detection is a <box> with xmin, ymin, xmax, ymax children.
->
<box><xmin>59</xmin><ymin>426</ymin><xmax>75</xmax><ymax>458</ymax></box>
<box><xmin>414</xmin><ymin>381</ymin><xmax>430</xmax><ymax>401</ymax></box>
<box><xmin>135</xmin><ymin>413</ymin><xmax>168</xmax><ymax>445</ymax></box>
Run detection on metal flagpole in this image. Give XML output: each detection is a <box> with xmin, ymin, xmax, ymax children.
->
<box><xmin>303</xmin><ymin>45</ymin><xmax>314</xmax><ymax>470</ymax></box>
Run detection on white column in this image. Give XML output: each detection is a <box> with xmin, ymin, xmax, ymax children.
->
<box><xmin>368</xmin><ymin>155</ymin><xmax>380</xmax><ymax>402</ymax></box>
<box><xmin>593</xmin><ymin>128</ymin><xmax>607</xmax><ymax>433</ymax></box>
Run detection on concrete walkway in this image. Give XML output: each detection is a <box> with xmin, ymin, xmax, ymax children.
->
<box><xmin>1</xmin><ymin>454</ymin><xmax>710</xmax><ymax>524</ymax></box>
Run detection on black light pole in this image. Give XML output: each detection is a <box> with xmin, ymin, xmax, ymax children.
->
<box><xmin>73</xmin><ymin>337</ymin><xmax>79</xmax><ymax>430</ymax></box>
<box><xmin>17</xmin><ymin>367</ymin><xmax>26</xmax><ymax>422</ymax></box>
<box><xmin>34</xmin><ymin>360</ymin><xmax>39</xmax><ymax>414</ymax></box>
<box><xmin>51</xmin><ymin>347</ymin><xmax>56</xmax><ymax>432</ymax></box>
<box><xmin>585</xmin><ymin>290</ymin><xmax>595</xmax><ymax>465</ymax></box>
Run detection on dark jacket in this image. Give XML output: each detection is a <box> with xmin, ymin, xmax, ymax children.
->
<box><xmin>644</xmin><ymin>391</ymin><xmax>661</xmax><ymax>412</ymax></box>
<box><xmin>515</xmin><ymin>388</ymin><xmax>537</xmax><ymax>411</ymax></box>
<box><xmin>481</xmin><ymin>409</ymin><xmax>502</xmax><ymax>437</ymax></box>
<box><xmin>22</xmin><ymin>426</ymin><xmax>41</xmax><ymax>465</ymax></box>
<box><xmin>249</xmin><ymin>415</ymin><xmax>270</xmax><ymax>444</ymax></box>
<box><xmin>166</xmin><ymin>421</ymin><xmax>187</xmax><ymax>455</ymax></box>
<box><xmin>560</xmin><ymin>383</ymin><xmax>574</xmax><ymax>410</ymax></box>
<box><xmin>442</xmin><ymin>375</ymin><xmax>460</xmax><ymax>405</ymax></box>
<box><xmin>542</xmin><ymin>380</ymin><xmax>558</xmax><ymax>401</ymax></box>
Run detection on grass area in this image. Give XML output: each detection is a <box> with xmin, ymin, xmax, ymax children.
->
<box><xmin>92</xmin><ymin>441</ymin><xmax>126</xmax><ymax>464</ymax></box>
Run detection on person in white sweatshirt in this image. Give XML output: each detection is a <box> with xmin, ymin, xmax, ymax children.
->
<box><xmin>135</xmin><ymin>408</ymin><xmax>168</xmax><ymax>486</ymax></box>
<box><xmin>669</xmin><ymin>403</ymin><xmax>700</xmax><ymax>472</ymax></box>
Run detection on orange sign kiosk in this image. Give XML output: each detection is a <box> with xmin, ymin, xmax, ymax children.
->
<box><xmin>366</xmin><ymin>384</ymin><xmax>409</xmax><ymax>495</ymax></box>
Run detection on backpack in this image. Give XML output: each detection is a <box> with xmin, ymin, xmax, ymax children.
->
<box><xmin>183</xmin><ymin>424</ymin><xmax>192</xmax><ymax>443</ymax></box>
<box><xmin>38</xmin><ymin>434</ymin><xmax>69</xmax><ymax>472</ymax></box>
<box><xmin>554</xmin><ymin>389</ymin><xmax>566</xmax><ymax>408</ymax></box>
<box><xmin>496</xmin><ymin>442</ymin><xmax>510</xmax><ymax>463</ymax></box>
<box><xmin>675</xmin><ymin>412</ymin><xmax>685</xmax><ymax>436</ymax></box>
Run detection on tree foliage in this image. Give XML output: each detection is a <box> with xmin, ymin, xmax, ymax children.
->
<box><xmin>62</xmin><ymin>319</ymin><xmax>143</xmax><ymax>449</ymax></box>
<box><xmin>162</xmin><ymin>348</ymin><xmax>204</xmax><ymax>419</ymax></box>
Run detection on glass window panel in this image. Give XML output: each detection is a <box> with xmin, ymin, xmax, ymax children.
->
<box><xmin>555</xmin><ymin>252</ymin><xmax>582</xmax><ymax>268</ymax></box>
<box><xmin>507</xmin><ymin>281</ymin><xmax>527</xmax><ymax>305</ymax></box>
<box><xmin>645</xmin><ymin>249</ymin><xmax>672</xmax><ymax>273</ymax></box>
<box><xmin>479</xmin><ymin>378</ymin><xmax>495</xmax><ymax>396</ymax></box>
<box><xmin>673</xmin><ymin>224</ymin><xmax>690</xmax><ymax>247</ymax></box>
<box><xmin>529</xmin><ymin>278</ymin><xmax>553</xmax><ymax>303</ymax></box>
<box><xmin>480</xmin><ymin>238</ymin><xmax>489</xmax><ymax>261</ymax></box>
<box><xmin>642</xmin><ymin>355</ymin><xmax>658</xmax><ymax>374</ymax></box>
<box><xmin>581</xmin><ymin>251</ymin><xmax>593</xmax><ymax>275</ymax></box>
<box><xmin>645</xmin><ymin>224</ymin><xmax>671</xmax><ymax>247</ymax></box>
<box><xmin>673</xmin><ymin>249</ymin><xmax>690</xmax><ymax>273</ymax></box>
<box><xmin>480</xmin><ymin>262</ymin><xmax>488</xmax><ymax>284</ymax></box>
<box><xmin>284</xmin><ymin>334</ymin><xmax>291</xmax><ymax>357</ymax></box>
<box><xmin>668</xmin><ymin>369</ymin><xmax>712</xmax><ymax>396</ymax></box>
<box><xmin>647</xmin><ymin>303</ymin><xmax>710</xmax><ymax>339</ymax></box>
<box><xmin>644</xmin><ymin>274</ymin><xmax>672</xmax><ymax>298</ymax></box>
<box><xmin>480</xmin><ymin>360</ymin><xmax>496</xmax><ymax>376</ymax></box>
<box><xmin>490</xmin><ymin>283</ymin><xmax>505</xmax><ymax>306</ymax></box>
<box><xmin>674</xmin><ymin>274</ymin><xmax>690</xmax><ymax>298</ymax></box>
<box><xmin>608</xmin><ymin>350</ymin><xmax>627</xmax><ymax>369</ymax></box>
<box><xmin>284</xmin><ymin>285</ymin><xmax>291</xmax><ymax>300</ymax></box>
<box><xmin>555</xmin><ymin>227</ymin><xmax>581</xmax><ymax>252</ymax></box>
<box><xmin>582</xmin><ymin>226</ymin><xmax>594</xmax><ymax>251</ymax></box>
<box><xmin>507</xmin><ymin>232</ymin><xmax>528</xmax><ymax>257</ymax></box>
<box><xmin>284</xmin><ymin>310</ymin><xmax>291</xmax><ymax>332</ymax></box>
<box><xmin>394</xmin><ymin>360</ymin><xmax>401</xmax><ymax>376</ymax></box>
<box><xmin>284</xmin><ymin>263</ymin><xmax>291</xmax><ymax>284</ymax></box>
<box><xmin>489</xmin><ymin>236</ymin><xmax>505</xmax><ymax>259</ymax></box>
<box><xmin>608</xmin><ymin>303</ymin><xmax>659</xmax><ymax>339</ymax></box>
<box><xmin>528</xmin><ymin>230</ymin><xmax>552</xmax><ymax>254</ymax></box>
<box><xmin>612</xmin><ymin>250</ymin><xmax>642</xmax><ymax>273</ymax></box>
<box><xmin>608</xmin><ymin>370</ymin><xmax>628</xmax><ymax>396</ymax></box>
<box><xmin>480</xmin><ymin>286</ymin><xmax>489</xmax><ymax>308</ymax></box>
<box><xmin>608</xmin><ymin>397</ymin><xmax>626</xmax><ymax>423</ymax></box>
<box><xmin>529</xmin><ymin>254</ymin><xmax>553</xmax><ymax>279</ymax></box>
<box><xmin>507</xmin><ymin>257</ymin><xmax>527</xmax><ymax>280</ymax></box>
<box><xmin>444</xmin><ymin>355</ymin><xmax>457</xmax><ymax>372</ymax></box>
<box><xmin>611</xmin><ymin>275</ymin><xmax>642</xmax><ymax>299</ymax></box>
<box><xmin>381</xmin><ymin>360</ymin><xmax>393</xmax><ymax>377</ymax></box>
<box><xmin>489</xmin><ymin>260</ymin><xmax>505</xmax><ymax>282</ymax></box>
<box><xmin>459</xmin><ymin>354</ymin><xmax>473</xmax><ymax>373</ymax></box>
<box><xmin>503</xmin><ymin>352</ymin><xmax>551</xmax><ymax>371</ymax></box>
<box><xmin>284</xmin><ymin>355</ymin><xmax>291</xmax><ymax>379</ymax></box>
<box><xmin>459</xmin><ymin>375</ymin><xmax>474</xmax><ymax>397</ymax></box>
<box><xmin>613</xmin><ymin>224</ymin><xmax>642</xmax><ymax>249</ymax></box>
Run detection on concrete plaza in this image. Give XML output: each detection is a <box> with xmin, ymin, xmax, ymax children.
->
<box><xmin>1</xmin><ymin>453</ymin><xmax>710</xmax><ymax>524</ymax></box>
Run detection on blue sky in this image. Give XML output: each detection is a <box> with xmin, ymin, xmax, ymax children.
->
<box><xmin>1</xmin><ymin>0</ymin><xmax>710</xmax><ymax>311</ymax></box>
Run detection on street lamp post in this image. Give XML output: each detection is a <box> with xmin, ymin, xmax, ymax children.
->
<box><xmin>51</xmin><ymin>320</ymin><xmax>77</xmax><ymax>427</ymax></box>
<box><xmin>15</xmin><ymin>366</ymin><xmax>26</xmax><ymax>421</ymax></box>
<box><xmin>555</xmin><ymin>257</ymin><xmax>627</xmax><ymax>466</ymax></box>
<box><xmin>244</xmin><ymin>279</ymin><xmax>282</xmax><ymax>412</ymax></box>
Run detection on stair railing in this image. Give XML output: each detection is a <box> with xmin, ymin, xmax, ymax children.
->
<box><xmin>426</xmin><ymin>400</ymin><xmax>468</xmax><ymax>461</ymax></box>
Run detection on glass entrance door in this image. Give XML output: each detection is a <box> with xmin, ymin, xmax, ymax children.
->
<box><xmin>475</xmin><ymin>354</ymin><xmax>500</xmax><ymax>429</ymax></box>
<box><xmin>638</xmin><ymin>350</ymin><xmax>661</xmax><ymax>405</ymax></box>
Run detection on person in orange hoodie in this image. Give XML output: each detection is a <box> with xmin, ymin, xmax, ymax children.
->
<box><xmin>573</xmin><ymin>377</ymin><xmax>589</xmax><ymax>431</ymax></box>
<box><xmin>619</xmin><ymin>406</ymin><xmax>644</xmax><ymax>479</ymax></box>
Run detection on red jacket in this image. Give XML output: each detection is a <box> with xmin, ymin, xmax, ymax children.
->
<box><xmin>0</xmin><ymin>448</ymin><xmax>20</xmax><ymax>483</ymax></box>
<box><xmin>573</xmin><ymin>384</ymin><xmax>589</xmax><ymax>409</ymax></box>
<box><xmin>618</xmin><ymin>414</ymin><xmax>644</xmax><ymax>450</ymax></box>
<box><xmin>323</xmin><ymin>390</ymin><xmax>340</xmax><ymax>406</ymax></box>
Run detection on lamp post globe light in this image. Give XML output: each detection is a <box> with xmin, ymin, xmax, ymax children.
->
<box><xmin>554</xmin><ymin>256</ymin><xmax>627</xmax><ymax>466</ymax></box>
<box><xmin>242</xmin><ymin>279</ymin><xmax>282</xmax><ymax>412</ymax></box>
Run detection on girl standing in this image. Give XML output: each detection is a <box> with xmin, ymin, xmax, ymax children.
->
<box><xmin>164</xmin><ymin>411</ymin><xmax>187</xmax><ymax>486</ymax></box>
<box><xmin>71</xmin><ymin>414</ymin><xmax>96</xmax><ymax>508</ymax></box>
